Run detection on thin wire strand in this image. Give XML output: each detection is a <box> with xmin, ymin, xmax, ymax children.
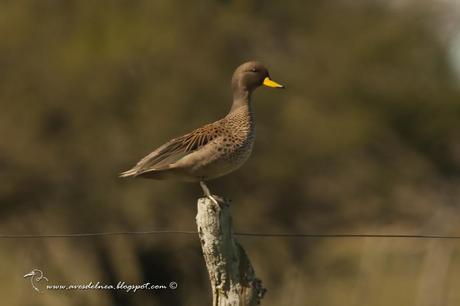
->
<box><xmin>0</xmin><ymin>230</ymin><xmax>197</xmax><ymax>239</ymax></box>
<box><xmin>235</xmin><ymin>233</ymin><xmax>460</xmax><ymax>239</ymax></box>
<box><xmin>0</xmin><ymin>230</ymin><xmax>459</xmax><ymax>239</ymax></box>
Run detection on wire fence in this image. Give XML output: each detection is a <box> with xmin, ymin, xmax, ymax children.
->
<box><xmin>0</xmin><ymin>230</ymin><xmax>459</xmax><ymax>239</ymax></box>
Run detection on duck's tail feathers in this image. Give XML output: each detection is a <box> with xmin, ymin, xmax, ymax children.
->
<box><xmin>119</xmin><ymin>164</ymin><xmax>175</xmax><ymax>179</ymax></box>
<box><xmin>119</xmin><ymin>168</ymin><xmax>139</xmax><ymax>178</ymax></box>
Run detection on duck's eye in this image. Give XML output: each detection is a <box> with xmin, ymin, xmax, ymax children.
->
<box><xmin>250</xmin><ymin>68</ymin><xmax>258</xmax><ymax>73</ymax></box>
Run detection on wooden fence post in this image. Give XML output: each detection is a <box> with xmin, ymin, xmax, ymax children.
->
<box><xmin>196</xmin><ymin>197</ymin><xmax>266</xmax><ymax>306</ymax></box>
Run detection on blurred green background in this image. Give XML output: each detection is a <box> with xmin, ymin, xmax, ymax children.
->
<box><xmin>1</xmin><ymin>1</ymin><xmax>460</xmax><ymax>305</ymax></box>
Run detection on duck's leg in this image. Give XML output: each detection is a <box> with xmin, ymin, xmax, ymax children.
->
<box><xmin>200</xmin><ymin>181</ymin><xmax>220</xmax><ymax>206</ymax></box>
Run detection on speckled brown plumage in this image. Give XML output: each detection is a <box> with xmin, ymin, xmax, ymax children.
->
<box><xmin>120</xmin><ymin>61</ymin><xmax>283</xmax><ymax>202</ymax></box>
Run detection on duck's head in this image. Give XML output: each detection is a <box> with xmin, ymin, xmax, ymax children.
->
<box><xmin>232</xmin><ymin>61</ymin><xmax>284</xmax><ymax>95</ymax></box>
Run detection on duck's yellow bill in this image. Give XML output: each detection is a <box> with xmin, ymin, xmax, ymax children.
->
<box><xmin>263</xmin><ymin>77</ymin><xmax>284</xmax><ymax>89</ymax></box>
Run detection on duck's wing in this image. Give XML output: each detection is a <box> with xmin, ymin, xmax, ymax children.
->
<box><xmin>119</xmin><ymin>121</ymin><xmax>222</xmax><ymax>177</ymax></box>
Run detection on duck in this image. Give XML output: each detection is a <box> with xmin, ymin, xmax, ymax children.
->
<box><xmin>120</xmin><ymin>61</ymin><xmax>284</xmax><ymax>204</ymax></box>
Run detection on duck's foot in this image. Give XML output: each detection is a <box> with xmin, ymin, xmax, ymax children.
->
<box><xmin>208</xmin><ymin>195</ymin><xmax>221</xmax><ymax>206</ymax></box>
<box><xmin>199</xmin><ymin>181</ymin><xmax>227</xmax><ymax>207</ymax></box>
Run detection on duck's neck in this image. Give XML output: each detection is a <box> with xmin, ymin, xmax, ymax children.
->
<box><xmin>229</xmin><ymin>86</ymin><xmax>252</xmax><ymax>114</ymax></box>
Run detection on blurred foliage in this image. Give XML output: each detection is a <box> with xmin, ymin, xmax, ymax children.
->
<box><xmin>1</xmin><ymin>0</ymin><xmax>460</xmax><ymax>305</ymax></box>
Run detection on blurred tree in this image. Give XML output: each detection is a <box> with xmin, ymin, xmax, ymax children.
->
<box><xmin>0</xmin><ymin>1</ymin><xmax>459</xmax><ymax>305</ymax></box>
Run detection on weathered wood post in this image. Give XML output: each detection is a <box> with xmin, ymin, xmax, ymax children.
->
<box><xmin>196</xmin><ymin>197</ymin><xmax>266</xmax><ymax>306</ymax></box>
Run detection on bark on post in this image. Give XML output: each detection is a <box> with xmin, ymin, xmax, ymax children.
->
<box><xmin>196</xmin><ymin>197</ymin><xmax>266</xmax><ymax>306</ymax></box>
